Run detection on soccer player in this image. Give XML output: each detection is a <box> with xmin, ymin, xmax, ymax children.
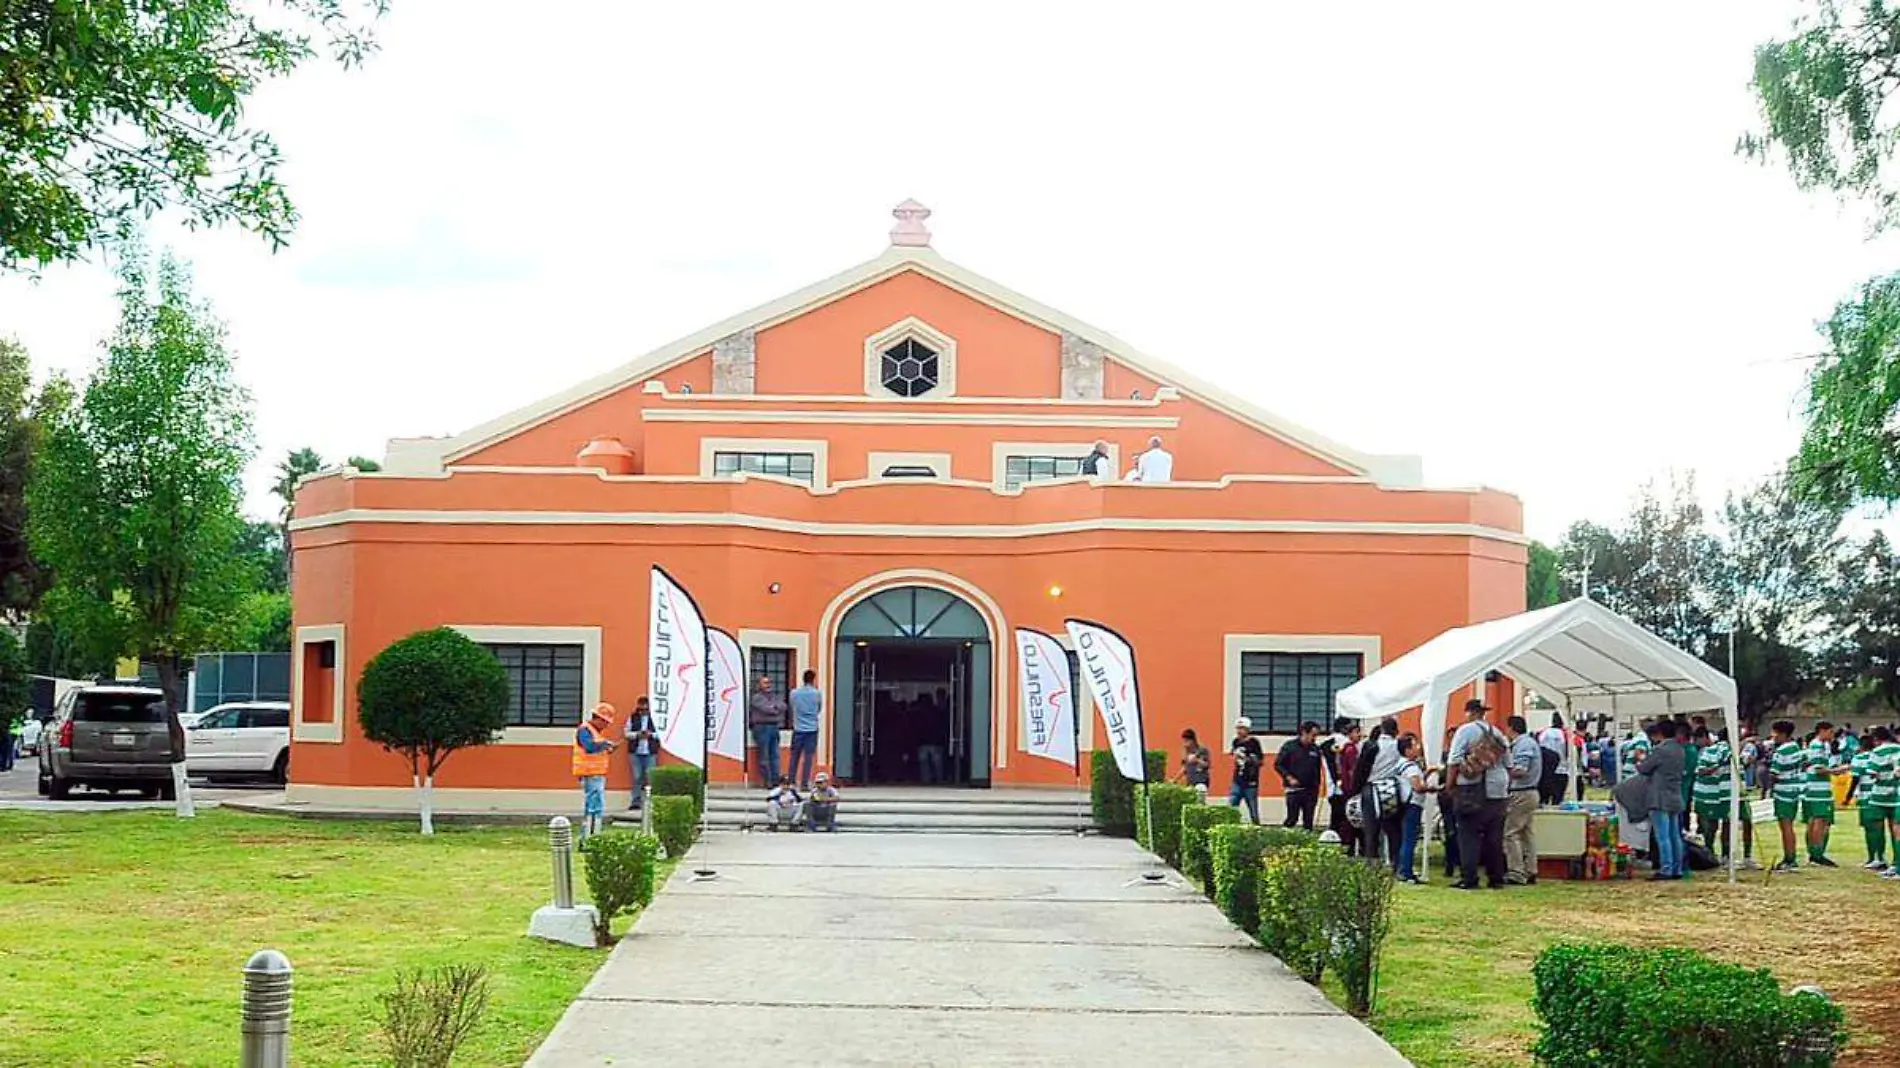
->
<box><xmin>1768</xmin><ymin>719</ymin><xmax>1806</xmax><ymax>873</ymax></box>
<box><xmin>1865</xmin><ymin>726</ymin><xmax>1900</xmax><ymax>879</ymax></box>
<box><xmin>1693</xmin><ymin>726</ymin><xmax>1752</xmax><ymax>869</ymax></box>
<box><xmin>1854</xmin><ymin>735</ymin><xmax>1886</xmax><ymax>871</ymax></box>
<box><xmin>1802</xmin><ymin>720</ymin><xmax>1845</xmax><ymax>867</ymax></box>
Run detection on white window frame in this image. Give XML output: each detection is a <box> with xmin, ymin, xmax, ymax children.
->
<box><xmin>867</xmin><ymin>451</ymin><xmax>952</xmax><ymax>481</ymax></box>
<box><xmin>1223</xmin><ymin>634</ymin><xmax>1383</xmax><ymax>747</ymax></box>
<box><xmin>864</xmin><ymin>317</ymin><xmax>957</xmax><ymax>400</ymax></box>
<box><xmin>739</xmin><ymin>628</ymin><xmax>812</xmax><ymax>753</ymax></box>
<box><xmin>292</xmin><ymin>624</ymin><xmax>346</xmax><ymax>744</ymax></box>
<box><xmin>449</xmin><ymin>625</ymin><xmax>603</xmax><ymax>746</ymax></box>
<box><xmin>700</xmin><ymin>436</ymin><xmax>830</xmax><ymax>490</ymax></box>
<box><xmin>992</xmin><ymin>441</ymin><xmax>1119</xmax><ymax>492</ymax></box>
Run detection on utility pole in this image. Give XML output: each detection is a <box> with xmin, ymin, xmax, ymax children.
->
<box><xmin>1565</xmin><ymin>547</ymin><xmax>1596</xmax><ymax>601</ymax></box>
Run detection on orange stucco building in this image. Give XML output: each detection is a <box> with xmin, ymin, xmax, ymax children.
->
<box><xmin>287</xmin><ymin>204</ymin><xmax>1525</xmax><ymax>809</ymax></box>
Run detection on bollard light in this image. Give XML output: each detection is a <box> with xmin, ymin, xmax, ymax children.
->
<box><xmin>240</xmin><ymin>949</ymin><xmax>292</xmax><ymax>1068</ymax></box>
<box><xmin>640</xmin><ymin>785</ymin><xmax>653</xmax><ymax>836</ymax></box>
<box><xmin>549</xmin><ymin>816</ymin><xmax>575</xmax><ymax>910</ymax></box>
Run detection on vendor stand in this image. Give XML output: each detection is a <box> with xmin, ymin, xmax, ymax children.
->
<box><xmin>1334</xmin><ymin>598</ymin><xmax>1742</xmax><ymax>883</ymax></box>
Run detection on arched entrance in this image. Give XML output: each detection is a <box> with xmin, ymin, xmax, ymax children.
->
<box><xmin>832</xmin><ymin>585</ymin><xmax>992</xmax><ymax>786</ymax></box>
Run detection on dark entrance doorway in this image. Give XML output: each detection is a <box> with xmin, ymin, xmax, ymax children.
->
<box><xmin>855</xmin><ymin>641</ymin><xmax>972</xmax><ymax>785</ymax></box>
<box><xmin>832</xmin><ymin>586</ymin><xmax>992</xmax><ymax>786</ymax></box>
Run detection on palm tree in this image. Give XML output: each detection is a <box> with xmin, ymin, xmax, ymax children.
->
<box><xmin>273</xmin><ymin>447</ymin><xmax>324</xmax><ymax>521</ymax></box>
<box><xmin>274</xmin><ymin>447</ymin><xmax>324</xmax><ymax>591</ymax></box>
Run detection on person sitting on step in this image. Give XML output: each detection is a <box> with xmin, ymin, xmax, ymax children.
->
<box><xmin>765</xmin><ymin>776</ymin><xmax>804</xmax><ymax>831</ymax></box>
<box><xmin>806</xmin><ymin>772</ymin><xmax>840</xmax><ymax>832</ymax></box>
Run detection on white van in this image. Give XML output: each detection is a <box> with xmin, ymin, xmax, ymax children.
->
<box><xmin>185</xmin><ymin>701</ymin><xmax>291</xmax><ymax>782</ymax></box>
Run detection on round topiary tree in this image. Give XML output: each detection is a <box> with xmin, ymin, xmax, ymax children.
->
<box><xmin>358</xmin><ymin>627</ymin><xmax>510</xmax><ymax>835</ymax></box>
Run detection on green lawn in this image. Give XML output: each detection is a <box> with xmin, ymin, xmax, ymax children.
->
<box><xmin>1352</xmin><ymin>821</ymin><xmax>1900</xmax><ymax>1067</ymax></box>
<box><xmin>0</xmin><ymin>809</ymin><xmax>656</xmax><ymax>1067</ymax></box>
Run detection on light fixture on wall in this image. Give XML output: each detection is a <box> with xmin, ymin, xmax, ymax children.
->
<box><xmin>1130</xmin><ymin>388</ymin><xmax>1142</xmax><ymax>400</ymax></box>
<box><xmin>767</xmin><ymin>582</ymin><xmax>781</xmax><ymax>594</ymax></box>
<box><xmin>680</xmin><ymin>382</ymin><xmax>694</xmax><ymax>394</ymax></box>
<box><xmin>1048</xmin><ymin>584</ymin><xmax>1063</xmax><ymax>598</ymax></box>
<box><xmin>854</xmin><ymin>640</ymin><xmax>867</xmax><ymax>648</ymax></box>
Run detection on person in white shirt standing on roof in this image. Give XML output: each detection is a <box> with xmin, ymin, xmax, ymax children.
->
<box><xmin>1130</xmin><ymin>435</ymin><xmax>1174</xmax><ymax>483</ymax></box>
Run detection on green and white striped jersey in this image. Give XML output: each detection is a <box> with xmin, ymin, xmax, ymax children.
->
<box><xmin>1770</xmin><ymin>741</ymin><xmax>1806</xmax><ymax>802</ymax></box>
<box><xmin>1866</xmin><ymin>742</ymin><xmax>1900</xmax><ymax>808</ymax></box>
<box><xmin>1692</xmin><ymin>741</ymin><xmax>1732</xmax><ymax>806</ymax></box>
<box><xmin>1620</xmin><ymin>736</ymin><xmax>1650</xmax><ymax>781</ymax></box>
<box><xmin>1804</xmin><ymin>738</ymin><xmax>1842</xmax><ymax>802</ymax></box>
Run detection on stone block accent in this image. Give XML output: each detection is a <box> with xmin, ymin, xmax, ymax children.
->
<box><xmin>1060</xmin><ymin>333</ymin><xmax>1105</xmax><ymax>400</ymax></box>
<box><xmin>713</xmin><ymin>328</ymin><xmax>757</xmax><ymax>394</ymax></box>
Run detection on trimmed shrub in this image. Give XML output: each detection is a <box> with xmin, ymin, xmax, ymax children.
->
<box><xmin>1089</xmin><ymin>749</ymin><xmax>1167</xmax><ymax>837</ymax></box>
<box><xmin>1208</xmin><ymin>823</ymin><xmax>1315</xmax><ymax>936</ymax></box>
<box><xmin>1257</xmin><ymin>848</ymin><xmax>1396</xmax><ymax>1012</ymax></box>
<box><xmin>377</xmin><ymin>964</ymin><xmax>491</xmax><ymax>1068</ymax></box>
<box><xmin>580</xmin><ymin>830</ymin><xmax>661</xmax><ymax>943</ymax></box>
<box><xmin>1180</xmin><ymin>804</ymin><xmax>1241</xmax><ymax>892</ymax></box>
<box><xmin>649</xmin><ymin>764</ymin><xmax>704</xmax><ymax>810</ymax></box>
<box><xmin>1531</xmin><ymin>943</ymin><xmax>1846</xmax><ymax>1067</ymax></box>
<box><xmin>1133</xmin><ymin>783</ymin><xmax>1198</xmax><ymax>867</ymax></box>
<box><xmin>650</xmin><ymin>793</ymin><xmax>699</xmax><ymax>859</ymax></box>
<box><xmin>1321</xmin><ymin>854</ymin><xmax>1396</xmax><ymax>1016</ymax></box>
<box><xmin>1259</xmin><ymin>843</ymin><xmax>1330</xmax><ymax>982</ymax></box>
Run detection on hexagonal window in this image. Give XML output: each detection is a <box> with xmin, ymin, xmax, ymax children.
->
<box><xmin>880</xmin><ymin>338</ymin><xmax>940</xmax><ymax>397</ymax></box>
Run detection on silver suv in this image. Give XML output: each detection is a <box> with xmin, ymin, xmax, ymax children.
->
<box><xmin>37</xmin><ymin>685</ymin><xmax>179</xmax><ymax>799</ymax></box>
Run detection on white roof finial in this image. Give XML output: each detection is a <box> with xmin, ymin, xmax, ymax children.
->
<box><xmin>890</xmin><ymin>199</ymin><xmax>932</xmax><ymax>247</ymax></box>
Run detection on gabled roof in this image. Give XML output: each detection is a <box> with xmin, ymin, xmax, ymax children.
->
<box><xmin>407</xmin><ymin>245</ymin><xmax>1419</xmax><ymax>483</ymax></box>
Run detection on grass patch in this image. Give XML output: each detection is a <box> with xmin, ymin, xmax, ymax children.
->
<box><xmin>1361</xmin><ymin>821</ymin><xmax>1899</xmax><ymax>1066</ymax></box>
<box><xmin>0</xmin><ymin>809</ymin><xmax>666</xmax><ymax>1067</ymax></box>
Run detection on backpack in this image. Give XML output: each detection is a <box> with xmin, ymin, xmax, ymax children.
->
<box><xmin>1451</xmin><ymin>724</ymin><xmax>1507</xmax><ymax>814</ymax></box>
<box><xmin>1345</xmin><ymin>778</ymin><xmax>1402</xmax><ymax>828</ymax></box>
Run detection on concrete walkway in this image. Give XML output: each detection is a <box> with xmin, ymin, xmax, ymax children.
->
<box><xmin>527</xmin><ymin>832</ymin><xmax>1407</xmax><ymax>1067</ymax></box>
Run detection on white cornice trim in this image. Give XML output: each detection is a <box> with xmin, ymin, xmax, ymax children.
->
<box><xmin>643</xmin><ymin>408</ymin><xmax>1178</xmax><ymax>429</ymax></box>
<box><xmin>289</xmin><ymin>507</ymin><xmax>1528</xmax><ymax>545</ymax></box>
<box><xmin>647</xmin><ymin>388</ymin><xmax>1171</xmax><ymax>408</ymax></box>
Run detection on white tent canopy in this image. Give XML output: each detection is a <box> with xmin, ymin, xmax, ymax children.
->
<box><xmin>1335</xmin><ymin>598</ymin><xmax>1737</xmax><ymax>763</ymax></box>
<box><xmin>1333</xmin><ymin>598</ymin><xmax>1742</xmax><ymax>881</ymax></box>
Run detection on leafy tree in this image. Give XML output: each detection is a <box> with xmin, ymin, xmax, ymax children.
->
<box><xmin>1789</xmin><ymin>274</ymin><xmax>1900</xmax><ymax>505</ymax></box>
<box><xmin>1742</xmin><ymin>2</ymin><xmax>1900</xmax><ymax>230</ymax></box>
<box><xmin>1526</xmin><ymin>540</ymin><xmax>1563</xmax><ymax>609</ymax></box>
<box><xmin>347</xmin><ymin>455</ymin><xmax>382</xmax><ymax>473</ymax></box>
<box><xmin>0</xmin><ymin>0</ymin><xmax>387</xmax><ymax>273</ymax></box>
<box><xmin>357</xmin><ymin>627</ymin><xmax>510</xmax><ymax>835</ymax></box>
<box><xmin>236</xmin><ymin>518</ymin><xmax>286</xmax><ymax>594</ymax></box>
<box><xmin>0</xmin><ymin>629</ymin><xmax>29</xmax><ymax>731</ymax></box>
<box><xmin>26</xmin><ymin>249</ymin><xmax>254</xmax><ymax>800</ymax></box>
<box><xmin>234</xmin><ymin>590</ymin><xmax>291</xmax><ymax>652</ymax></box>
<box><xmin>23</xmin><ymin>616</ymin><xmax>108</xmax><ymax>680</ymax></box>
<box><xmin>1819</xmin><ymin>531</ymin><xmax>1900</xmax><ymax>714</ymax></box>
<box><xmin>0</xmin><ymin>338</ymin><xmax>49</xmax><ymax>617</ymax></box>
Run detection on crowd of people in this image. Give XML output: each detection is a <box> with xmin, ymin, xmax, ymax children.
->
<box><xmin>1185</xmin><ymin>702</ymin><xmax>1900</xmax><ymax>888</ymax></box>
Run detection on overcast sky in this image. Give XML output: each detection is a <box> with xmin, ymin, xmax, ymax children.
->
<box><xmin>3</xmin><ymin>1</ymin><xmax>1895</xmax><ymax>542</ymax></box>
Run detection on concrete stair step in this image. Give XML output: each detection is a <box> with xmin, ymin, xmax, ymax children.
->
<box><xmin>694</xmin><ymin>809</ymin><xmax>1093</xmax><ymax>832</ymax></box>
<box><xmin>703</xmin><ymin>798</ymin><xmax>1092</xmax><ymax>819</ymax></box>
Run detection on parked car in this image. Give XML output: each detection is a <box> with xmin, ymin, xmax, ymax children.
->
<box><xmin>18</xmin><ymin>715</ymin><xmax>43</xmax><ymax>756</ymax></box>
<box><xmin>186</xmin><ymin>701</ymin><xmax>291</xmax><ymax>783</ymax></box>
<box><xmin>37</xmin><ymin>685</ymin><xmax>177</xmax><ymax>799</ymax></box>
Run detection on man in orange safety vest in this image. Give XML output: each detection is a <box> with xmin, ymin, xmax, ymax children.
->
<box><xmin>573</xmin><ymin>703</ymin><xmax>618</xmax><ymax>837</ymax></box>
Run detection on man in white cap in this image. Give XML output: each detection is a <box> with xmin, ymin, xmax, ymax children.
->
<box><xmin>806</xmin><ymin>771</ymin><xmax>841</xmax><ymax>832</ymax></box>
<box><xmin>1228</xmin><ymin>718</ymin><xmax>1265</xmax><ymax>823</ymax></box>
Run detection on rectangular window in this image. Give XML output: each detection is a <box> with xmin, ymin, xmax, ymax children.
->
<box><xmin>714</xmin><ymin>451</ymin><xmax>817</xmax><ymax>485</ymax></box>
<box><xmin>1237</xmin><ymin>652</ymin><xmax>1363</xmax><ymax>734</ymax></box>
<box><xmin>750</xmin><ymin>646</ymin><xmax>794</xmax><ymax>700</ymax></box>
<box><xmin>1003</xmin><ymin>454</ymin><xmax>1087</xmax><ymax>491</ymax></box>
<box><xmin>485</xmin><ymin>643</ymin><xmax>586</xmax><ymax>727</ymax></box>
